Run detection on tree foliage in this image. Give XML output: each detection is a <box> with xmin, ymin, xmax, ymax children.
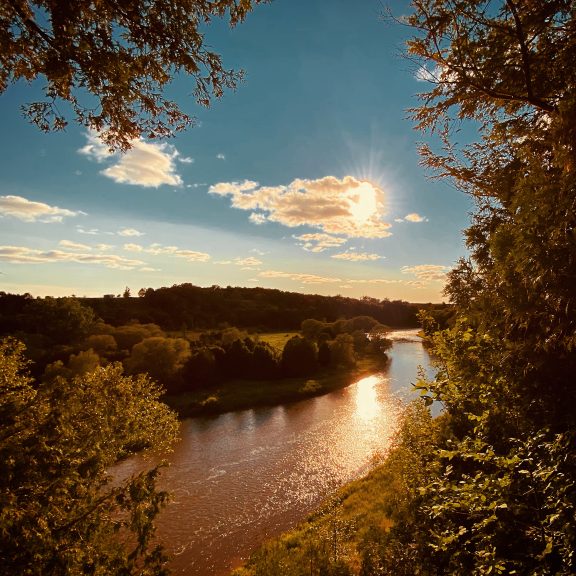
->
<box><xmin>1</xmin><ymin>0</ymin><xmax>268</xmax><ymax>149</ymax></box>
<box><xmin>0</xmin><ymin>337</ymin><xmax>179</xmax><ymax>575</ymax></box>
<box><xmin>377</xmin><ymin>1</ymin><xmax>576</xmax><ymax>574</ymax></box>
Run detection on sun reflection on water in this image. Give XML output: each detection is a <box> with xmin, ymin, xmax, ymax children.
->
<box><xmin>354</xmin><ymin>375</ymin><xmax>383</xmax><ymax>421</ymax></box>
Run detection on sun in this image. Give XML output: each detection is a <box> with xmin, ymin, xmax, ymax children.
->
<box><xmin>349</xmin><ymin>181</ymin><xmax>380</xmax><ymax>224</ymax></box>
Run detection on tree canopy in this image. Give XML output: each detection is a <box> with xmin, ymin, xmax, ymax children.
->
<box><xmin>0</xmin><ymin>338</ymin><xmax>179</xmax><ymax>575</ymax></box>
<box><xmin>384</xmin><ymin>0</ymin><xmax>576</xmax><ymax>573</ymax></box>
<box><xmin>1</xmin><ymin>0</ymin><xmax>267</xmax><ymax>149</ymax></box>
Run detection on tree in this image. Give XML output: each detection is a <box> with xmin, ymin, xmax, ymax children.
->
<box><xmin>124</xmin><ymin>335</ymin><xmax>191</xmax><ymax>385</ymax></box>
<box><xmin>382</xmin><ymin>1</ymin><xmax>576</xmax><ymax>574</ymax></box>
<box><xmin>26</xmin><ymin>296</ymin><xmax>96</xmax><ymax>344</ymax></box>
<box><xmin>1</xmin><ymin>0</ymin><xmax>268</xmax><ymax>149</ymax></box>
<box><xmin>0</xmin><ymin>337</ymin><xmax>179</xmax><ymax>575</ymax></box>
<box><xmin>281</xmin><ymin>336</ymin><xmax>318</xmax><ymax>378</ymax></box>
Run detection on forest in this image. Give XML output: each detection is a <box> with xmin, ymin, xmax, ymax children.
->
<box><xmin>0</xmin><ymin>287</ymin><xmax>428</xmax><ymax>412</ymax></box>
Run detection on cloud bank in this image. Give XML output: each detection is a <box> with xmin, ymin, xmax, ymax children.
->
<box><xmin>123</xmin><ymin>243</ymin><xmax>210</xmax><ymax>262</ymax></box>
<box><xmin>0</xmin><ymin>245</ymin><xmax>145</xmax><ymax>270</ymax></box>
<box><xmin>401</xmin><ymin>264</ymin><xmax>450</xmax><ymax>281</ymax></box>
<box><xmin>209</xmin><ymin>176</ymin><xmax>392</xmax><ymax>239</ymax></box>
<box><xmin>0</xmin><ymin>195</ymin><xmax>81</xmax><ymax>223</ymax></box>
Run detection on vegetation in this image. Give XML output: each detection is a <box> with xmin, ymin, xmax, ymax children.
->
<box><xmin>1</xmin><ymin>0</ymin><xmax>268</xmax><ymax>149</ymax></box>
<box><xmin>234</xmin><ymin>1</ymin><xmax>576</xmax><ymax>575</ymax></box>
<box><xmin>0</xmin><ymin>338</ymin><xmax>179</xmax><ymax>575</ymax></box>
<box><xmin>0</xmin><ymin>289</ymin><xmax>396</xmax><ymax>416</ymax></box>
<box><xmin>84</xmin><ymin>284</ymin><xmax>422</xmax><ymax>330</ymax></box>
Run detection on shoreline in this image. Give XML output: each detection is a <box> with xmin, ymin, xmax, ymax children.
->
<box><xmin>163</xmin><ymin>352</ymin><xmax>389</xmax><ymax>419</ymax></box>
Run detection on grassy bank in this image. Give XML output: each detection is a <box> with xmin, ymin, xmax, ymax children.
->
<box><xmin>231</xmin><ymin>402</ymin><xmax>438</xmax><ymax>576</ymax></box>
<box><xmin>164</xmin><ymin>353</ymin><xmax>388</xmax><ymax>418</ymax></box>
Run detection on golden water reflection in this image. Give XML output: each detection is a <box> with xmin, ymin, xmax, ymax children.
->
<box><xmin>354</xmin><ymin>375</ymin><xmax>383</xmax><ymax>421</ymax></box>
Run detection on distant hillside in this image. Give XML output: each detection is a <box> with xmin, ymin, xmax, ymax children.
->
<box><xmin>80</xmin><ymin>284</ymin><xmax>429</xmax><ymax>330</ymax></box>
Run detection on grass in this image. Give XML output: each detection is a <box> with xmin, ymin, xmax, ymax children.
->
<box><xmin>231</xmin><ymin>402</ymin><xmax>436</xmax><ymax>576</ymax></box>
<box><xmin>164</xmin><ymin>352</ymin><xmax>388</xmax><ymax>418</ymax></box>
<box><xmin>256</xmin><ymin>332</ymin><xmax>298</xmax><ymax>353</ymax></box>
<box><xmin>230</xmin><ymin>445</ymin><xmax>401</xmax><ymax>576</ymax></box>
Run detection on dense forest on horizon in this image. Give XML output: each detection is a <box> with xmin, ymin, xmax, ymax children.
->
<box><xmin>85</xmin><ymin>284</ymin><xmax>428</xmax><ymax>329</ymax></box>
<box><xmin>0</xmin><ymin>284</ymin><xmax>440</xmax><ymax>333</ymax></box>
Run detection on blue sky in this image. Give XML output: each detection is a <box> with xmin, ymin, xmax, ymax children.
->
<box><xmin>0</xmin><ymin>0</ymin><xmax>471</xmax><ymax>302</ymax></box>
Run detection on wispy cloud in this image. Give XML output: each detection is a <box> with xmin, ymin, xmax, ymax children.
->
<box><xmin>76</xmin><ymin>226</ymin><xmax>103</xmax><ymax>235</ymax></box>
<box><xmin>59</xmin><ymin>240</ymin><xmax>92</xmax><ymax>251</ymax></box>
<box><xmin>331</xmin><ymin>251</ymin><xmax>383</xmax><ymax>262</ymax></box>
<box><xmin>209</xmin><ymin>176</ymin><xmax>392</xmax><ymax>239</ymax></box>
<box><xmin>259</xmin><ymin>270</ymin><xmax>342</xmax><ymax>284</ymax></box>
<box><xmin>215</xmin><ymin>256</ymin><xmax>263</xmax><ymax>269</ymax></box>
<box><xmin>401</xmin><ymin>264</ymin><xmax>450</xmax><ymax>282</ymax></box>
<box><xmin>0</xmin><ymin>245</ymin><xmax>145</xmax><ymax>270</ymax></box>
<box><xmin>396</xmin><ymin>212</ymin><xmax>428</xmax><ymax>223</ymax></box>
<box><xmin>348</xmin><ymin>278</ymin><xmax>401</xmax><ymax>285</ymax></box>
<box><xmin>216</xmin><ymin>153</ymin><xmax>226</xmax><ymax>160</ymax></box>
<box><xmin>0</xmin><ymin>195</ymin><xmax>81</xmax><ymax>223</ymax></box>
<box><xmin>294</xmin><ymin>233</ymin><xmax>348</xmax><ymax>253</ymax></box>
<box><xmin>79</xmin><ymin>131</ymin><xmax>183</xmax><ymax>188</ymax></box>
<box><xmin>118</xmin><ymin>227</ymin><xmax>145</xmax><ymax>237</ymax></box>
<box><xmin>123</xmin><ymin>243</ymin><xmax>210</xmax><ymax>262</ymax></box>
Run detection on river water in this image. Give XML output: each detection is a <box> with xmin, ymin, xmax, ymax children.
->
<box><xmin>115</xmin><ymin>329</ymin><xmax>432</xmax><ymax>575</ymax></box>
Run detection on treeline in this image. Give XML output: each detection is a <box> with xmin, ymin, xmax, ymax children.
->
<box><xmin>0</xmin><ymin>292</ymin><xmax>392</xmax><ymax>394</ymax></box>
<box><xmin>82</xmin><ymin>284</ymin><xmax>423</xmax><ymax>330</ymax></box>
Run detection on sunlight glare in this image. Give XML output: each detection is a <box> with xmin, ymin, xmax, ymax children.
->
<box><xmin>349</xmin><ymin>181</ymin><xmax>379</xmax><ymax>224</ymax></box>
<box><xmin>354</xmin><ymin>375</ymin><xmax>382</xmax><ymax>421</ymax></box>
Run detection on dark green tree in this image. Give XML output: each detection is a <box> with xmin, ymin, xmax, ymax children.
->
<box><xmin>281</xmin><ymin>336</ymin><xmax>318</xmax><ymax>378</ymax></box>
<box><xmin>26</xmin><ymin>296</ymin><xmax>96</xmax><ymax>344</ymax></box>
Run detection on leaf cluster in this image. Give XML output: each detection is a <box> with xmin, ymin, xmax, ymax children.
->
<box><xmin>0</xmin><ymin>0</ymin><xmax>268</xmax><ymax>149</ymax></box>
<box><xmin>0</xmin><ymin>337</ymin><xmax>179</xmax><ymax>575</ymax></box>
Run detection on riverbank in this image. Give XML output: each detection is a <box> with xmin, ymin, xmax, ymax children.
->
<box><xmin>164</xmin><ymin>352</ymin><xmax>389</xmax><ymax>418</ymax></box>
<box><xmin>231</xmin><ymin>402</ymin><xmax>438</xmax><ymax>576</ymax></box>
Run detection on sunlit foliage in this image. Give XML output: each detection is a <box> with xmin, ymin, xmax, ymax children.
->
<box><xmin>0</xmin><ymin>338</ymin><xmax>179</xmax><ymax>575</ymax></box>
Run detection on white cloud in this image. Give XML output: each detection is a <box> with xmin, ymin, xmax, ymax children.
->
<box><xmin>0</xmin><ymin>245</ymin><xmax>145</xmax><ymax>270</ymax></box>
<box><xmin>178</xmin><ymin>156</ymin><xmax>194</xmax><ymax>164</ymax></box>
<box><xmin>401</xmin><ymin>264</ymin><xmax>450</xmax><ymax>282</ymax></box>
<box><xmin>395</xmin><ymin>212</ymin><xmax>428</xmax><ymax>223</ymax></box>
<box><xmin>404</xmin><ymin>213</ymin><xmax>428</xmax><ymax>223</ymax></box>
<box><xmin>59</xmin><ymin>240</ymin><xmax>92</xmax><ymax>251</ymax></box>
<box><xmin>209</xmin><ymin>176</ymin><xmax>392</xmax><ymax>239</ymax></box>
<box><xmin>79</xmin><ymin>131</ymin><xmax>183</xmax><ymax>188</ymax></box>
<box><xmin>123</xmin><ymin>242</ymin><xmax>210</xmax><ymax>262</ymax></box>
<box><xmin>216</xmin><ymin>153</ymin><xmax>226</xmax><ymax>160</ymax></box>
<box><xmin>118</xmin><ymin>227</ymin><xmax>145</xmax><ymax>237</ymax></box>
<box><xmin>259</xmin><ymin>270</ymin><xmax>342</xmax><ymax>284</ymax></box>
<box><xmin>76</xmin><ymin>226</ymin><xmax>102</xmax><ymax>235</ymax></box>
<box><xmin>294</xmin><ymin>233</ymin><xmax>348</xmax><ymax>253</ymax></box>
<box><xmin>249</xmin><ymin>213</ymin><xmax>267</xmax><ymax>225</ymax></box>
<box><xmin>234</xmin><ymin>256</ymin><xmax>263</xmax><ymax>267</ymax></box>
<box><xmin>0</xmin><ymin>195</ymin><xmax>81</xmax><ymax>223</ymax></box>
<box><xmin>331</xmin><ymin>251</ymin><xmax>383</xmax><ymax>262</ymax></box>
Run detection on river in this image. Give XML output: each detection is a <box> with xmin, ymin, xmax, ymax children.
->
<box><xmin>115</xmin><ymin>329</ymin><xmax>433</xmax><ymax>575</ymax></box>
